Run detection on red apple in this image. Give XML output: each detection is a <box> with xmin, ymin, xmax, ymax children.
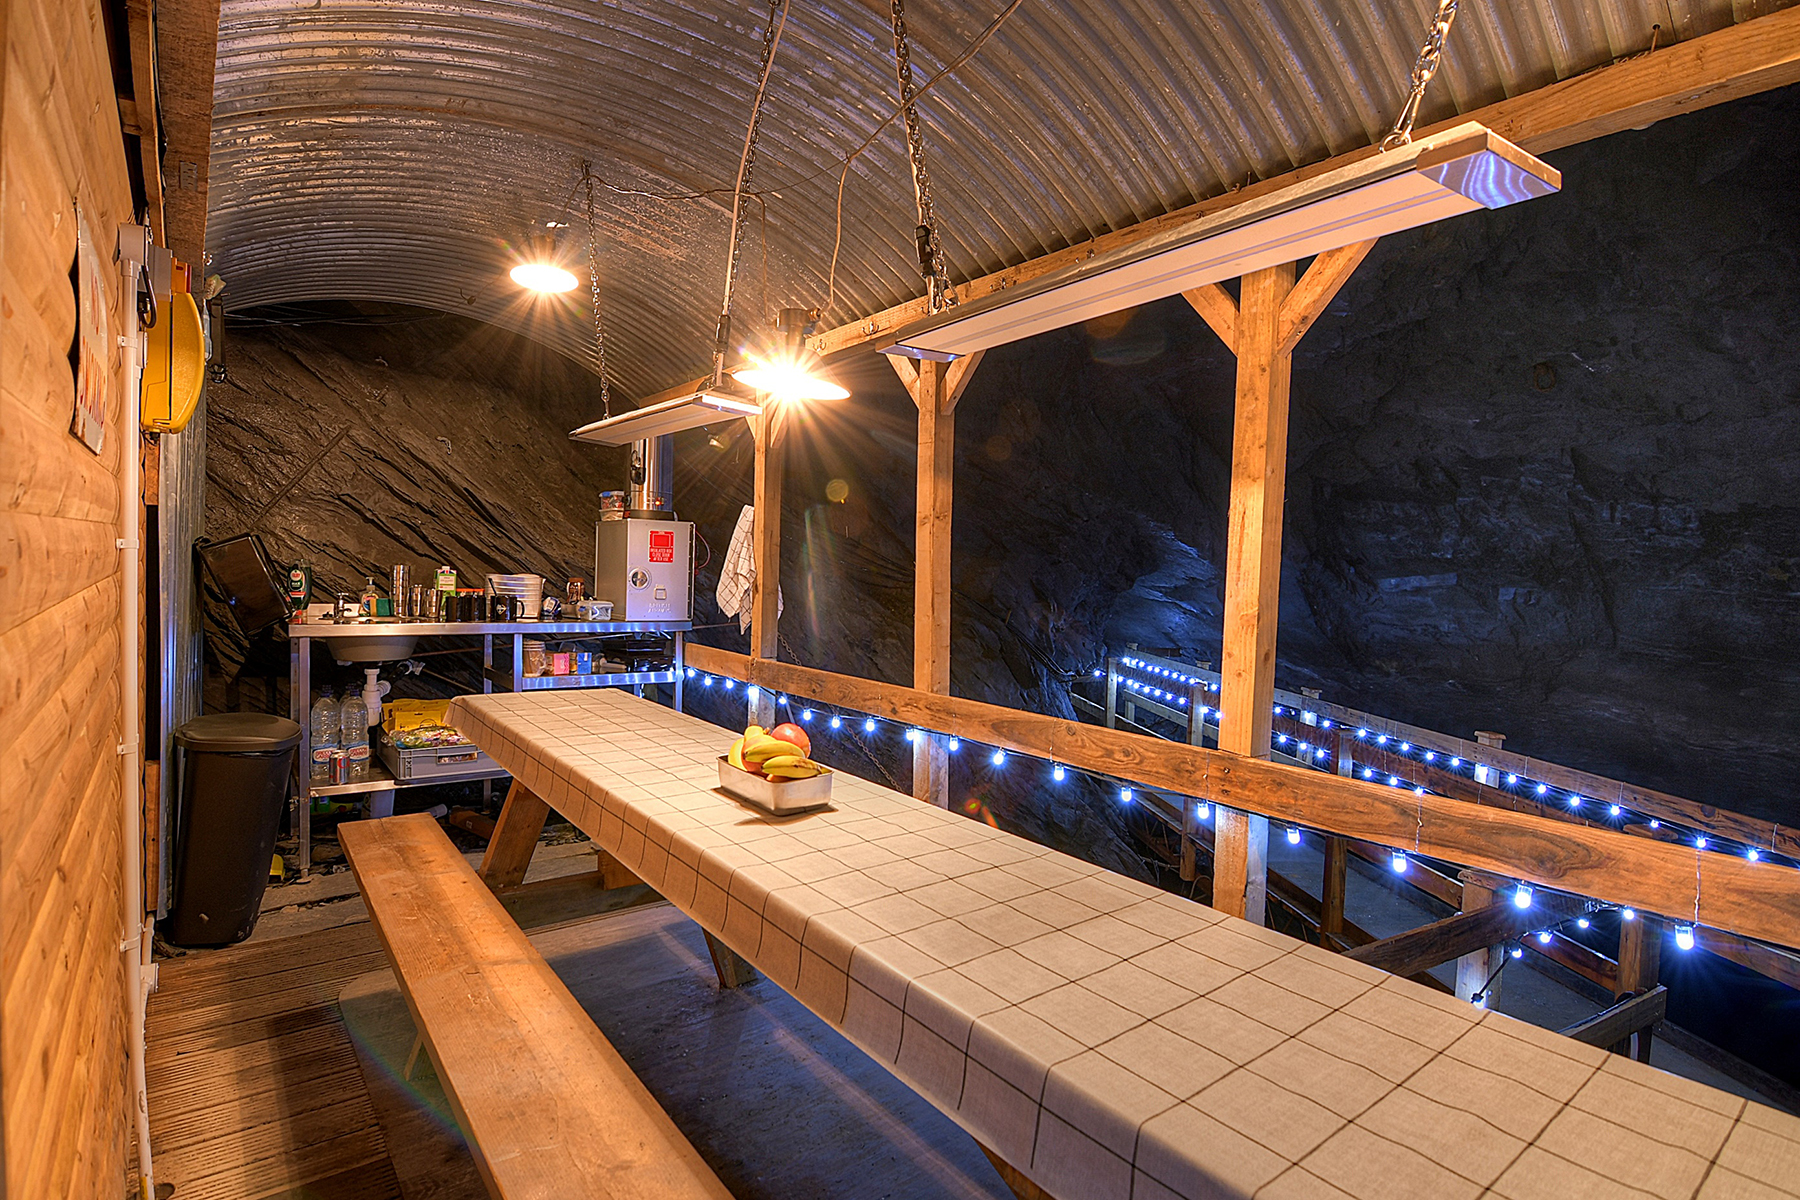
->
<box><xmin>770</xmin><ymin>722</ymin><xmax>812</xmax><ymax>756</ymax></box>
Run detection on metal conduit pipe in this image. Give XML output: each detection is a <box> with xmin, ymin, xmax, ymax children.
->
<box><xmin>118</xmin><ymin>225</ymin><xmax>158</xmax><ymax>1199</ymax></box>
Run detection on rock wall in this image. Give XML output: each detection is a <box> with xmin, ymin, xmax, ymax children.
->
<box><xmin>204</xmin><ymin>85</ymin><xmax>1800</xmax><ymax>845</ymax></box>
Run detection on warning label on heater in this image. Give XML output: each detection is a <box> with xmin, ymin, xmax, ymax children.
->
<box><xmin>648</xmin><ymin>531</ymin><xmax>675</xmax><ymax>563</ymax></box>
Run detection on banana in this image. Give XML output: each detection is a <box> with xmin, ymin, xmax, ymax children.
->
<box><xmin>759</xmin><ymin>754</ymin><xmax>810</xmax><ymax>769</ymax></box>
<box><xmin>727</xmin><ymin>737</ymin><xmax>746</xmax><ymax>770</ymax></box>
<box><xmin>745</xmin><ymin>725</ymin><xmax>765</xmax><ymax>739</ymax></box>
<box><xmin>743</xmin><ymin>738</ymin><xmax>806</xmax><ymax>764</ymax></box>
<box><xmin>764</xmin><ymin>763</ymin><xmax>824</xmax><ymax>779</ymax></box>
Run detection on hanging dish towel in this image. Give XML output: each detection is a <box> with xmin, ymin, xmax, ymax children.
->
<box><xmin>717</xmin><ymin>505</ymin><xmax>781</xmax><ymax>634</ymax></box>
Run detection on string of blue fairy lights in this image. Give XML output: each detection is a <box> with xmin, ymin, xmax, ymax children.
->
<box><xmin>683</xmin><ymin>665</ymin><xmax>1718</xmax><ymax>958</ymax></box>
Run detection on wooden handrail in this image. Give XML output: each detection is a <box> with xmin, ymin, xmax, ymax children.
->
<box><xmin>683</xmin><ymin>643</ymin><xmax>1800</xmax><ymax>952</ymax></box>
<box><xmin>1344</xmin><ymin>905</ymin><xmax>1539</xmax><ymax>978</ymax></box>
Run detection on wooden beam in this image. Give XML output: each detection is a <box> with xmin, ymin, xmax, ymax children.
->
<box><xmin>154</xmin><ymin>0</ymin><xmax>223</xmax><ymax>270</ymax></box>
<box><xmin>123</xmin><ymin>0</ymin><xmax>163</xmax><ymax>243</ymax></box>
<box><xmin>978</xmin><ymin>1145</ymin><xmax>1054</xmax><ymax>1200</ymax></box>
<box><xmin>478</xmin><ymin>783</ymin><xmax>550</xmax><ymax>891</ymax></box>
<box><xmin>1276</xmin><ymin>240</ymin><xmax>1377</xmax><ymax>355</ymax></box>
<box><xmin>808</xmin><ymin>7</ymin><xmax>1800</xmax><ymax>362</ymax></box>
<box><xmin>1694</xmin><ymin>926</ymin><xmax>1800</xmax><ymax>992</ymax></box>
<box><xmin>887</xmin><ymin>353</ymin><xmax>920</xmax><ymax>398</ymax></box>
<box><xmin>681</xmin><ymin>644</ymin><xmax>1800</xmax><ymax>953</ymax></box>
<box><xmin>704</xmin><ymin>932</ymin><xmax>758</xmax><ymax>989</ymax></box>
<box><xmin>1560</xmin><ymin>985</ymin><xmax>1667</xmax><ymax>1059</ymax></box>
<box><xmin>1182</xmin><ymin>283</ymin><xmax>1237</xmax><ymax>355</ymax></box>
<box><xmin>1345</xmin><ymin>903</ymin><xmax>1538</xmax><ymax>978</ymax></box>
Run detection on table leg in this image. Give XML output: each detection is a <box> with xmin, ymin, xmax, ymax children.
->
<box><xmin>976</xmin><ymin>1144</ymin><xmax>1053</xmax><ymax>1200</ymax></box>
<box><xmin>478</xmin><ymin>783</ymin><xmax>550</xmax><ymax>891</ymax></box>
<box><xmin>673</xmin><ymin>632</ymin><xmax>685</xmax><ymax>712</ymax></box>
<box><xmin>703</xmin><ymin>933</ymin><xmax>758</xmax><ymax>990</ymax></box>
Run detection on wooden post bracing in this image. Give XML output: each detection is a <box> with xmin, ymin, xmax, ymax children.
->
<box><xmin>892</xmin><ymin>352</ymin><xmax>983</xmax><ymax>807</ymax></box>
<box><xmin>1454</xmin><ymin>870</ymin><xmax>1510</xmax><ymax>1005</ymax></box>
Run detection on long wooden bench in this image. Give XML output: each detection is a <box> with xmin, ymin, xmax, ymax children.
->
<box><xmin>339</xmin><ymin>812</ymin><xmax>733</xmax><ymax>1200</ymax></box>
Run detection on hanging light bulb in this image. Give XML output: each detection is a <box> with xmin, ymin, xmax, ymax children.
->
<box><xmin>510</xmin><ymin>231</ymin><xmax>580</xmax><ymax>295</ymax></box>
<box><xmin>1621</xmin><ymin>908</ymin><xmax>1636</xmax><ymax>922</ymax></box>
<box><xmin>1674</xmin><ymin>924</ymin><xmax>1695</xmax><ymax>951</ymax></box>
<box><xmin>801</xmin><ymin>709</ymin><xmax>814</xmax><ymax>722</ymax></box>
<box><xmin>1576</xmin><ymin>917</ymin><xmax>1590</xmax><ymax>930</ymax></box>
<box><xmin>1537</xmin><ymin>931</ymin><xmax>1553</xmax><ymax>945</ymax></box>
<box><xmin>1052</xmin><ymin>764</ymin><xmax>1066</xmax><ymax>782</ymax></box>
<box><xmin>1286</xmin><ymin>827</ymin><xmax>1302</xmax><ymax>845</ymax></box>
<box><xmin>731</xmin><ymin>354</ymin><xmax>849</xmax><ymax>402</ymax></box>
<box><xmin>862</xmin><ymin>718</ymin><xmax>876</xmax><ymax>734</ymax></box>
<box><xmin>991</xmin><ymin>749</ymin><xmax>1007</xmax><ymax>767</ymax></box>
<box><xmin>829</xmin><ymin>715</ymin><xmax>842</xmax><ymax>729</ymax></box>
<box><xmin>1390</xmin><ymin>850</ymin><xmax>1408</xmax><ymax>874</ymax></box>
<box><xmin>1513</xmin><ymin>884</ymin><xmax>1533</xmax><ymax>910</ymax></box>
<box><xmin>1510</xmin><ymin>945</ymin><xmax>1524</xmax><ymax>959</ymax></box>
<box><xmin>1120</xmin><ymin>787</ymin><xmax>1134</xmax><ymax>804</ymax></box>
<box><xmin>947</xmin><ymin>738</ymin><xmax>960</xmax><ymax>752</ymax></box>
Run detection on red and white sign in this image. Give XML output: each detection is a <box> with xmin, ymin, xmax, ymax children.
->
<box><xmin>647</xmin><ymin>530</ymin><xmax>675</xmax><ymax>564</ymax></box>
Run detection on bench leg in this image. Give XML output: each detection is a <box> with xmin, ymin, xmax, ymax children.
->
<box><xmin>403</xmin><ymin>1034</ymin><xmax>425</xmax><ymax>1081</ymax></box>
<box><xmin>479</xmin><ymin>783</ymin><xmax>550</xmax><ymax>891</ymax></box>
<box><xmin>703</xmin><ymin>932</ymin><xmax>758</xmax><ymax>989</ymax></box>
<box><xmin>977</xmin><ymin>1143</ymin><xmax>1052</xmax><ymax>1200</ymax></box>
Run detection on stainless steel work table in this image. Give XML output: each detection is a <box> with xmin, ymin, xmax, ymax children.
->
<box><xmin>286</xmin><ymin>618</ymin><xmax>687</xmax><ymax>876</ymax></box>
<box><xmin>447</xmin><ymin>688</ymin><xmax>1800</xmax><ymax>1200</ymax></box>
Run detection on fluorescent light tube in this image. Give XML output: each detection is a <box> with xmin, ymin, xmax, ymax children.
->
<box><xmin>879</xmin><ymin>124</ymin><xmax>1559</xmax><ymax>362</ymax></box>
<box><xmin>570</xmin><ymin>388</ymin><xmax>762</xmax><ymax>446</ymax></box>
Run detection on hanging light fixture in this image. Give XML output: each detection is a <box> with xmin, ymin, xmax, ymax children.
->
<box><xmin>510</xmin><ymin>232</ymin><xmax>579</xmax><ymax>294</ymax></box>
<box><xmin>879</xmin><ymin>123</ymin><xmax>1557</xmax><ymax>361</ymax></box>
<box><xmin>575</xmin><ymin>0</ymin><xmax>844</xmax><ymax>446</ymax></box>
<box><xmin>878</xmin><ymin>0</ymin><xmax>1558</xmax><ymax>362</ymax></box>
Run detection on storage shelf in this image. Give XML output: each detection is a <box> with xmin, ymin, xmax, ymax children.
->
<box><xmin>289</xmin><ymin>620</ymin><xmax>689</xmax><ymax>638</ymax></box>
<box><xmin>307</xmin><ymin>762</ymin><xmax>509</xmax><ymax>797</ymax></box>
<box><xmin>489</xmin><ymin>668</ymin><xmax>677</xmax><ymax>691</ymax></box>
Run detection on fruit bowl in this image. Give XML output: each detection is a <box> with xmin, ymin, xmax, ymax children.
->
<box><xmin>717</xmin><ymin>756</ymin><xmax>834</xmax><ymax>815</ymax></box>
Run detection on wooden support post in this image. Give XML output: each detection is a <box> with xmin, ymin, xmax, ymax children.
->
<box><xmin>1192</xmin><ymin>244</ymin><xmax>1374</xmax><ymax>924</ymax></box>
<box><xmin>892</xmin><ymin>352</ymin><xmax>983</xmax><ymax>808</ymax></box>
<box><xmin>1617</xmin><ymin>912</ymin><xmax>1663</xmax><ymax>1061</ymax></box>
<box><xmin>1454</xmin><ymin>870</ymin><xmax>1508</xmax><ymax>1006</ymax></box>
<box><xmin>1210</xmin><ymin>263</ymin><xmax>1293</xmax><ymax>923</ymax></box>
<box><xmin>478</xmin><ymin>783</ymin><xmax>551</xmax><ymax>892</ymax></box>
<box><xmin>704</xmin><ymin>932</ymin><xmax>759</xmax><ymax>989</ymax></box>
<box><xmin>749</xmin><ymin>408</ymin><xmax>783</xmax><ymax>728</ymax></box>
<box><xmin>1104</xmin><ymin>656</ymin><xmax>1120</xmax><ymax>729</ymax></box>
<box><xmin>1322</xmin><ymin>836</ymin><xmax>1347</xmax><ymax>942</ymax></box>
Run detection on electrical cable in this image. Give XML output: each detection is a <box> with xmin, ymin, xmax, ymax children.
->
<box><xmin>823</xmin><ymin>0</ymin><xmax>1027</xmax><ymax>316</ymax></box>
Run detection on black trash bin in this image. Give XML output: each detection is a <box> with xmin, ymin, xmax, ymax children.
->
<box><xmin>164</xmin><ymin>713</ymin><xmax>302</xmax><ymax>947</ymax></box>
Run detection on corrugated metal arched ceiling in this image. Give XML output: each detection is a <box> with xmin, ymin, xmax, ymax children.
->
<box><xmin>209</xmin><ymin>0</ymin><xmax>1775</xmax><ymax>401</ymax></box>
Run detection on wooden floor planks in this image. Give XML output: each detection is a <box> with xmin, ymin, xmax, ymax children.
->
<box><xmin>147</xmin><ymin>921</ymin><xmax>402</xmax><ymax>1200</ymax></box>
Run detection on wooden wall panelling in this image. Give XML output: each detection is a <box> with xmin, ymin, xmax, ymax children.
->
<box><xmin>682</xmin><ymin>645</ymin><xmax>1800</xmax><ymax>953</ymax></box>
<box><xmin>0</xmin><ymin>0</ymin><xmax>138</xmax><ymax>1192</ymax></box>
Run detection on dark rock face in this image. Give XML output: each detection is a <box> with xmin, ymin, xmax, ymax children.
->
<box><xmin>206</xmin><ymin>86</ymin><xmax>1800</xmax><ymax>844</ymax></box>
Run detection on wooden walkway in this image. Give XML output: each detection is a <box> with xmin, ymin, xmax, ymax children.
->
<box><xmin>146</xmin><ymin>921</ymin><xmax>403</xmax><ymax>1200</ymax></box>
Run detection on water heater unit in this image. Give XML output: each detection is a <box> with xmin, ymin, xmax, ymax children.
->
<box><xmin>594</xmin><ymin>518</ymin><xmax>694</xmax><ymax>622</ymax></box>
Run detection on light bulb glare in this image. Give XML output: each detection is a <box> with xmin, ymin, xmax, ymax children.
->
<box><xmin>510</xmin><ymin>261</ymin><xmax>579</xmax><ymax>293</ymax></box>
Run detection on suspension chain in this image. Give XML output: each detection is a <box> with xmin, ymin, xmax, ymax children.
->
<box><xmin>581</xmin><ymin>165</ymin><xmax>612</xmax><ymax>419</ymax></box>
<box><xmin>714</xmin><ymin>0</ymin><xmax>787</xmax><ymax>384</ymax></box>
<box><xmin>1382</xmin><ymin>0</ymin><xmax>1459</xmax><ymax>150</ymax></box>
<box><xmin>892</xmin><ymin>0</ymin><xmax>950</xmax><ymax>313</ymax></box>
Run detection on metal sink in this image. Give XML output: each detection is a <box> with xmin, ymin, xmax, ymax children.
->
<box><xmin>328</xmin><ymin>634</ymin><xmax>419</xmax><ymax>663</ymax></box>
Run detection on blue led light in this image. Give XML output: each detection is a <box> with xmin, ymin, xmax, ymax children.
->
<box><xmin>801</xmin><ymin>709</ymin><xmax>814</xmax><ymax>722</ymax></box>
<box><xmin>829</xmin><ymin>715</ymin><xmax>842</xmax><ymax>729</ymax></box>
<box><xmin>992</xmin><ymin>749</ymin><xmax>1007</xmax><ymax>767</ymax></box>
<box><xmin>948</xmin><ymin>739</ymin><xmax>960</xmax><ymax>752</ymax></box>
<box><xmin>1052</xmin><ymin>764</ymin><xmax>1065</xmax><ymax>782</ymax></box>
<box><xmin>1120</xmin><ymin>788</ymin><xmax>1134</xmax><ymax>803</ymax></box>
<box><xmin>863</xmin><ymin>718</ymin><xmax>876</xmax><ymax>734</ymax></box>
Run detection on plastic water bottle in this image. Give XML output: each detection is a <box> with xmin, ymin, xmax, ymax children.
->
<box><xmin>340</xmin><ymin>693</ymin><xmax>370</xmax><ymax>780</ymax></box>
<box><xmin>309</xmin><ymin>688</ymin><xmax>339</xmax><ymax>782</ymax></box>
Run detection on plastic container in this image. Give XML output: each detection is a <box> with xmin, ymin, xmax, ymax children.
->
<box><xmin>164</xmin><ymin>714</ymin><xmax>302</xmax><ymax>947</ymax></box>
